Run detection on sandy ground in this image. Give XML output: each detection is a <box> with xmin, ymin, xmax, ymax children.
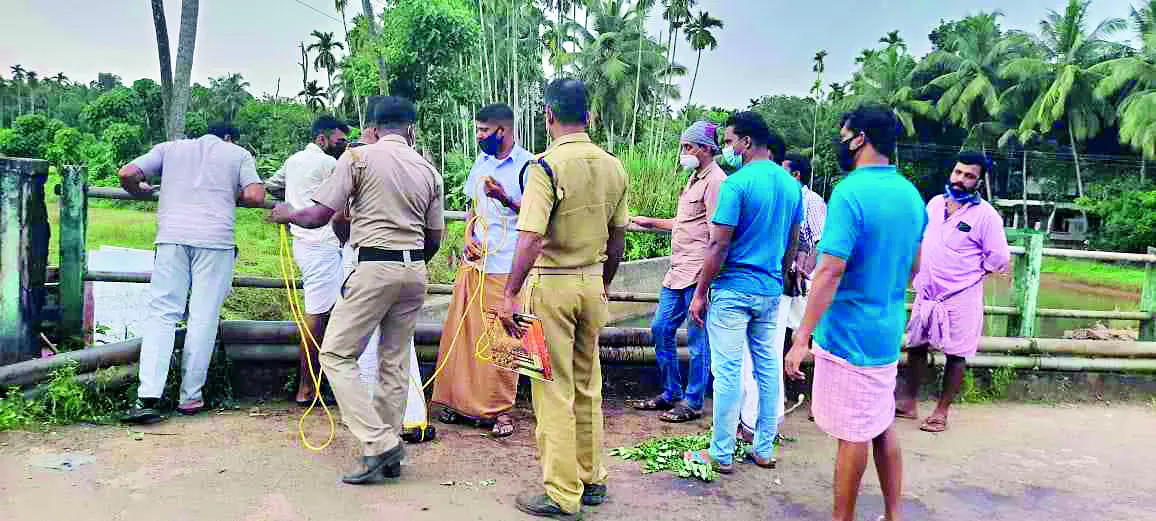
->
<box><xmin>1</xmin><ymin>400</ymin><xmax>1154</xmax><ymax>521</ymax></box>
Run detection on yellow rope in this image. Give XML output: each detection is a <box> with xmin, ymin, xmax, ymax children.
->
<box><xmin>283</xmin><ymin>175</ymin><xmax>514</xmax><ymax>450</ymax></box>
<box><xmin>280</xmin><ymin>226</ymin><xmax>337</xmax><ymax>452</ymax></box>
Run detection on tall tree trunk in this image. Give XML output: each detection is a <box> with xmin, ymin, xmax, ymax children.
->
<box><xmin>1141</xmin><ymin>158</ymin><xmax>1147</xmax><ymax>183</ymax></box>
<box><xmin>150</xmin><ymin>0</ymin><xmax>175</xmax><ymax>139</ymax></box>
<box><xmin>168</xmin><ymin>0</ymin><xmax>200</xmax><ymax>140</ymax></box>
<box><xmin>361</xmin><ymin>0</ymin><xmax>387</xmax><ymax>94</ymax></box>
<box><xmin>982</xmin><ymin>141</ymin><xmax>993</xmax><ymax>201</ymax></box>
<box><xmin>336</xmin><ymin>4</ymin><xmax>363</xmax><ymax>127</ymax></box>
<box><xmin>629</xmin><ymin>11</ymin><xmax>644</xmax><ymax>147</ymax></box>
<box><xmin>1067</xmin><ymin>122</ymin><xmax>1084</xmax><ymax>199</ymax></box>
<box><xmin>686</xmin><ymin>50</ymin><xmax>702</xmax><ymax>108</ymax></box>
<box><xmin>1022</xmin><ymin>148</ymin><xmax>1029</xmax><ymax>228</ymax></box>
<box><xmin>809</xmin><ymin>98</ymin><xmax>820</xmax><ymax>187</ymax></box>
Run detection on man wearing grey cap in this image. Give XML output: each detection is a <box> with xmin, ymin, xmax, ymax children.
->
<box><xmin>630</xmin><ymin>121</ymin><xmax>726</xmax><ymax>422</ymax></box>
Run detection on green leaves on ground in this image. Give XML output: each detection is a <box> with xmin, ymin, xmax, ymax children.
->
<box><xmin>610</xmin><ymin>431</ymin><xmax>754</xmax><ymax>482</ymax></box>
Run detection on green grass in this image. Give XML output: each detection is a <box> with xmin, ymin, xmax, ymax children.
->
<box><xmin>1040</xmin><ymin>257</ymin><xmax>1146</xmax><ymax>292</ymax></box>
<box><xmin>47</xmin><ymin>198</ymin><xmax>465</xmax><ymax>321</ymax></box>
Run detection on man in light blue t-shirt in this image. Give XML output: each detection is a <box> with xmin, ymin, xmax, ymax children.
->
<box><xmin>785</xmin><ymin>105</ymin><xmax>927</xmax><ymax>521</ymax></box>
<box><xmin>686</xmin><ymin>111</ymin><xmax>801</xmax><ymax>473</ymax></box>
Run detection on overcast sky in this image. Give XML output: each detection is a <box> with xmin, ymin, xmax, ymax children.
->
<box><xmin>0</xmin><ymin>0</ymin><xmax>1135</xmax><ymax>111</ymax></box>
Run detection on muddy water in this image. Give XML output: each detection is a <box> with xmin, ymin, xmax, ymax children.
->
<box><xmin>613</xmin><ymin>274</ymin><xmax>1141</xmax><ymax>339</ymax></box>
<box><xmin>983</xmin><ymin>273</ymin><xmax>1139</xmax><ymax>338</ymax></box>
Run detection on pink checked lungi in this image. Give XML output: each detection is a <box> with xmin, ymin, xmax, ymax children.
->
<box><xmin>811</xmin><ymin>343</ymin><xmax>898</xmax><ymax>443</ymax></box>
<box><xmin>904</xmin><ymin>281</ymin><xmax>985</xmax><ymax>358</ymax></box>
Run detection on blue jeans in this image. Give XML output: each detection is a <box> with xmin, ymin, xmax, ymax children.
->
<box><xmin>707</xmin><ymin>287</ymin><xmax>781</xmax><ymax>465</ymax></box>
<box><xmin>650</xmin><ymin>286</ymin><xmax>710</xmax><ymax>410</ymax></box>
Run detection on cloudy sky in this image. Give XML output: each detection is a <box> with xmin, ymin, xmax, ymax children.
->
<box><xmin>0</xmin><ymin>0</ymin><xmax>1135</xmax><ymax>110</ymax></box>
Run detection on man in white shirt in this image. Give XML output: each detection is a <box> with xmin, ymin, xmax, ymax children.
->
<box><xmin>264</xmin><ymin>116</ymin><xmax>350</xmax><ymax>405</ymax></box>
<box><xmin>119</xmin><ymin>122</ymin><xmax>265</xmax><ymax>423</ymax></box>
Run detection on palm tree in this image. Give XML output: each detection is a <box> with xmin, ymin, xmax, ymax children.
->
<box><xmin>879</xmin><ymin>30</ymin><xmax>906</xmax><ymax>50</ymax></box>
<box><xmin>661</xmin><ymin>0</ymin><xmax>695</xmax><ymax>81</ymax></box>
<box><xmin>1000</xmin><ymin>0</ymin><xmax>1127</xmax><ymax>198</ymax></box>
<box><xmin>683</xmin><ymin>10</ymin><xmax>722</xmax><ymax>108</ymax></box>
<box><xmin>849</xmin><ymin>43</ymin><xmax>935</xmax><ymax>137</ymax></box>
<box><xmin>334</xmin><ymin>0</ymin><xmax>363</xmax><ymax>125</ymax></box>
<box><xmin>810</xmin><ymin>50</ymin><xmax>828</xmax><ymax>168</ymax></box>
<box><xmin>1091</xmin><ymin>1</ymin><xmax>1156</xmax><ymax>172</ymax></box>
<box><xmin>918</xmin><ymin>11</ymin><xmax>1036</xmax><ymax>129</ymax></box>
<box><xmin>9</xmin><ymin>64</ymin><xmax>25</xmax><ymax>114</ymax></box>
<box><xmin>308</xmin><ymin>30</ymin><xmax>345</xmax><ymax>107</ymax></box>
<box><xmin>24</xmin><ymin>71</ymin><xmax>39</xmax><ymax>113</ymax></box>
<box><xmin>209</xmin><ymin>73</ymin><xmax>252</xmax><ymax>121</ymax></box>
<box><xmin>576</xmin><ymin>0</ymin><xmax>685</xmax><ymax>150</ymax></box>
<box><xmin>854</xmin><ymin>49</ymin><xmax>877</xmax><ymax>65</ymax></box>
<box><xmin>299</xmin><ymin>80</ymin><xmax>327</xmax><ymax>112</ymax></box>
<box><xmin>828</xmin><ymin>82</ymin><xmax>846</xmax><ymax>103</ymax></box>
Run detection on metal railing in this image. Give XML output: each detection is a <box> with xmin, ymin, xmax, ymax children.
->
<box><xmin>0</xmin><ymin>159</ymin><xmax>1153</xmax><ymax>365</ymax></box>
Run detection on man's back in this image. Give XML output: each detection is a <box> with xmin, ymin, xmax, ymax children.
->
<box><xmin>711</xmin><ymin>160</ymin><xmax>803</xmax><ymax>297</ymax></box>
<box><xmin>518</xmin><ymin>132</ymin><xmax>629</xmax><ymax>268</ymax></box>
<box><xmin>131</xmin><ymin>134</ymin><xmax>260</xmax><ymax>249</ymax></box>
<box><xmin>313</xmin><ymin>135</ymin><xmax>443</xmax><ymax>251</ymax></box>
<box><xmin>815</xmin><ymin>165</ymin><xmax>927</xmax><ymax>366</ymax></box>
<box><xmin>281</xmin><ymin>144</ymin><xmax>339</xmax><ymax>244</ymax></box>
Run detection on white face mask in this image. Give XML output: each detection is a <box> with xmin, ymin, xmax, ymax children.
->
<box><xmin>679</xmin><ymin>154</ymin><xmax>701</xmax><ymax>171</ymax></box>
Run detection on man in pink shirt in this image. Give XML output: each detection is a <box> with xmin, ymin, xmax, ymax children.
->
<box><xmin>630</xmin><ymin>121</ymin><xmax>726</xmax><ymax>423</ymax></box>
<box><xmin>899</xmin><ymin>152</ymin><xmax>1011</xmax><ymax>433</ymax></box>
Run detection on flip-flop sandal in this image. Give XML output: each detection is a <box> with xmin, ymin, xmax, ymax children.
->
<box><xmin>919</xmin><ymin>416</ymin><xmax>948</xmax><ymax>433</ymax></box>
<box><xmin>745</xmin><ymin>450</ymin><xmax>777</xmax><ymax>469</ymax></box>
<box><xmin>438</xmin><ymin>409</ymin><xmax>463</xmax><ymax>425</ymax></box>
<box><xmin>176</xmin><ymin>400</ymin><xmax>204</xmax><ymax>416</ymax></box>
<box><xmin>659</xmin><ymin>405</ymin><xmax>702</xmax><ymax>423</ymax></box>
<box><xmin>491</xmin><ymin>414</ymin><xmax>516</xmax><ymax>438</ymax></box>
<box><xmin>895</xmin><ymin>408</ymin><xmax>919</xmax><ymax>420</ymax></box>
<box><xmin>631</xmin><ymin>396</ymin><xmax>676</xmax><ymax>411</ymax></box>
<box><xmin>684</xmin><ymin>449</ymin><xmax>734</xmax><ymax>474</ymax></box>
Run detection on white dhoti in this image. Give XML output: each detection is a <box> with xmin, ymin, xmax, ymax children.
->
<box><xmin>739</xmin><ymin>295</ymin><xmax>805</xmax><ymax>434</ymax></box>
<box><xmin>345</xmin><ymin>245</ymin><xmax>429</xmax><ymax>430</ymax></box>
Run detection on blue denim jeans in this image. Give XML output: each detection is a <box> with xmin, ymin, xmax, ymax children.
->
<box><xmin>650</xmin><ymin>286</ymin><xmax>710</xmax><ymax>410</ymax></box>
<box><xmin>707</xmin><ymin>287</ymin><xmax>781</xmax><ymax>465</ymax></box>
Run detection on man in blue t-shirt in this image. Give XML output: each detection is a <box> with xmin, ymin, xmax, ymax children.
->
<box><xmin>685</xmin><ymin>111</ymin><xmax>802</xmax><ymax>473</ymax></box>
<box><xmin>785</xmin><ymin>105</ymin><xmax>927</xmax><ymax>521</ymax></box>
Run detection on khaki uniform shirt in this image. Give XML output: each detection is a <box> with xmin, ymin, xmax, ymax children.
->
<box><xmin>664</xmin><ymin>161</ymin><xmax>726</xmax><ymax>289</ymax></box>
<box><xmin>516</xmin><ymin>132</ymin><xmax>629</xmax><ymax>268</ymax></box>
<box><xmin>312</xmin><ymin>135</ymin><xmax>444</xmax><ymax>251</ymax></box>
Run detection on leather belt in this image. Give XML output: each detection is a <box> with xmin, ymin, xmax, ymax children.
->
<box><xmin>357</xmin><ymin>247</ymin><xmax>425</xmax><ymax>263</ymax></box>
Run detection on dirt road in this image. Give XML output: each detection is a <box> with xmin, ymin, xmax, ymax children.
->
<box><xmin>1</xmin><ymin>401</ymin><xmax>1153</xmax><ymax>521</ymax></box>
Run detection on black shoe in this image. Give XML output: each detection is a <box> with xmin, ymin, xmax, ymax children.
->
<box><xmin>121</xmin><ymin>398</ymin><xmax>164</xmax><ymax>425</ymax></box>
<box><xmin>582</xmin><ymin>483</ymin><xmax>608</xmax><ymax>506</ymax></box>
<box><xmin>341</xmin><ymin>444</ymin><xmax>405</xmax><ymax>485</ymax></box>
<box><xmin>514</xmin><ymin>493</ymin><xmax>578</xmax><ymax>520</ymax></box>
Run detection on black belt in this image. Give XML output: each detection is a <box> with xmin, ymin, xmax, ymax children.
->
<box><xmin>357</xmin><ymin>247</ymin><xmax>425</xmax><ymax>263</ymax></box>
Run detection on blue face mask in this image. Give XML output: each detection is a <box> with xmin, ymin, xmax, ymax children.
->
<box><xmin>478</xmin><ymin>128</ymin><xmax>503</xmax><ymax>156</ymax></box>
<box><xmin>944</xmin><ymin>183</ymin><xmax>981</xmax><ymax>205</ymax></box>
<box><xmin>721</xmin><ymin>146</ymin><xmax>743</xmax><ymax>169</ymax></box>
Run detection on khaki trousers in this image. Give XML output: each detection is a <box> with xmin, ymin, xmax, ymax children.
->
<box><xmin>524</xmin><ymin>268</ymin><xmax>609</xmax><ymax>513</ymax></box>
<box><xmin>319</xmin><ymin>260</ymin><xmax>427</xmax><ymax>456</ymax></box>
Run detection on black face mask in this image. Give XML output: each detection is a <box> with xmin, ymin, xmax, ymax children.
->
<box><xmin>835</xmin><ymin>134</ymin><xmax>860</xmax><ymax>172</ymax></box>
<box><xmin>325</xmin><ymin>139</ymin><xmax>348</xmax><ymax>159</ymax></box>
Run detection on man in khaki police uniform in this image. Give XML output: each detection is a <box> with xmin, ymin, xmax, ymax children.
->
<box><xmin>268</xmin><ymin>96</ymin><xmax>444</xmax><ymax>484</ymax></box>
<box><xmin>496</xmin><ymin>79</ymin><xmax>629</xmax><ymax>519</ymax></box>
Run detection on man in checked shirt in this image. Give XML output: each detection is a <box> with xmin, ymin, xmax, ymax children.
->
<box><xmin>737</xmin><ymin>152</ymin><xmax>826</xmax><ymax>442</ymax></box>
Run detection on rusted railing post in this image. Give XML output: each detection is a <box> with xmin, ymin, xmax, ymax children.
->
<box><xmin>1009</xmin><ymin>232</ymin><xmax>1043</xmax><ymax>338</ymax></box>
<box><xmin>0</xmin><ymin>158</ymin><xmax>50</xmax><ymax>365</ymax></box>
<box><xmin>1141</xmin><ymin>247</ymin><xmax>1156</xmax><ymax>342</ymax></box>
<box><xmin>58</xmin><ymin>165</ymin><xmax>88</xmax><ymax>337</ymax></box>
